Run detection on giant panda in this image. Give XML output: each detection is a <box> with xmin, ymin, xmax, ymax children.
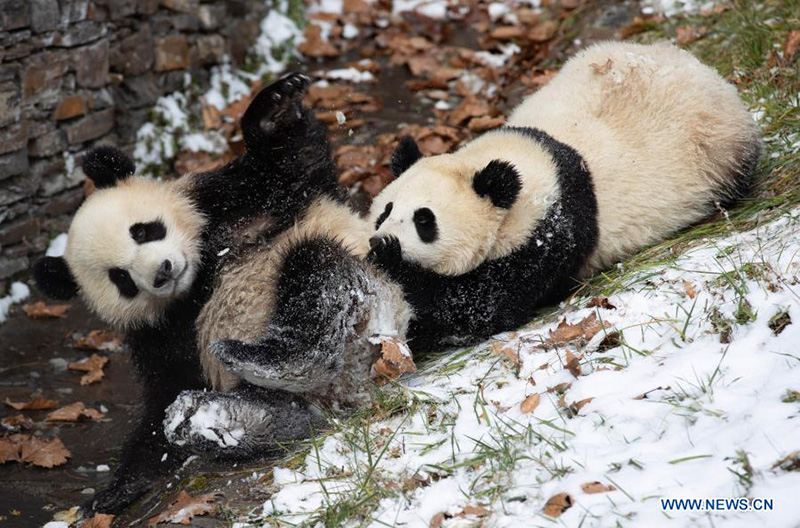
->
<box><xmin>31</xmin><ymin>73</ymin><xmax>352</xmax><ymax>514</ymax></box>
<box><xmin>367</xmin><ymin>42</ymin><xmax>762</xmax><ymax>351</ymax></box>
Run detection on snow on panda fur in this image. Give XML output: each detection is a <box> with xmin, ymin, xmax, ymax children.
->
<box><xmin>32</xmin><ymin>73</ymin><xmax>350</xmax><ymax>515</ymax></box>
<box><xmin>367</xmin><ymin>42</ymin><xmax>761</xmax><ymax>351</ymax></box>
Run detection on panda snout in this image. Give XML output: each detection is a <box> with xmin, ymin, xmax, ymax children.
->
<box><xmin>153</xmin><ymin>259</ymin><xmax>173</xmax><ymax>288</ymax></box>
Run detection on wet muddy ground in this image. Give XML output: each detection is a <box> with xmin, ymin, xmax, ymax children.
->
<box><xmin>0</xmin><ymin>2</ymin><xmax>642</xmax><ymax>525</ymax></box>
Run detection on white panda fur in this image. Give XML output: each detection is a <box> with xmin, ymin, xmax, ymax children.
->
<box><xmin>370</xmin><ymin>41</ymin><xmax>761</xmax><ymax>277</ymax></box>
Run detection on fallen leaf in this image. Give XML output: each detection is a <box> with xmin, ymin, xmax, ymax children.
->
<box><xmin>147</xmin><ymin>491</ymin><xmax>218</xmax><ymax>526</ymax></box>
<box><xmin>46</xmin><ymin>402</ymin><xmax>105</xmax><ymax>422</ymax></box>
<box><xmin>528</xmin><ymin>20</ymin><xmax>558</xmax><ymax>42</ymax></box>
<box><xmin>682</xmin><ymin>280</ymin><xmax>697</xmax><ymax>299</ymax></box>
<box><xmin>543</xmin><ymin>493</ymin><xmax>573</xmax><ymax>517</ymax></box>
<box><xmin>429</xmin><ymin>512</ymin><xmax>444</xmax><ymax>528</ymax></box>
<box><xmin>520</xmin><ymin>393</ymin><xmax>540</xmax><ymax>414</ymax></box>
<box><xmin>68</xmin><ymin>354</ymin><xmax>109</xmax><ymax>385</ymax></box>
<box><xmin>0</xmin><ymin>436</ymin><xmax>22</xmax><ymax>464</ymax></box>
<box><xmin>53</xmin><ymin>507</ymin><xmax>80</xmax><ymax>525</ymax></box>
<box><xmin>461</xmin><ymin>504</ymin><xmax>489</xmax><ymax>517</ymax></box>
<box><xmin>73</xmin><ymin>330</ymin><xmax>123</xmax><ymax>351</ymax></box>
<box><xmin>587</xmin><ymin>296</ymin><xmax>616</xmax><ymax>310</ymax></box>
<box><xmin>1</xmin><ymin>414</ymin><xmax>33</xmax><ymax>430</ymax></box>
<box><xmin>21</xmin><ymin>301</ymin><xmax>70</xmax><ymax>318</ymax></box>
<box><xmin>19</xmin><ymin>436</ymin><xmax>70</xmax><ymax>468</ymax></box>
<box><xmin>574</xmin><ymin>397</ymin><xmax>594</xmax><ymax>411</ymax></box>
<box><xmin>675</xmin><ymin>26</ymin><xmax>708</xmax><ymax>46</ymax></box>
<box><xmin>581</xmin><ymin>481</ymin><xmax>616</xmax><ymax>494</ymax></box>
<box><xmin>784</xmin><ymin>30</ymin><xmax>800</xmax><ymax>60</ymax></box>
<box><xmin>5</xmin><ymin>396</ymin><xmax>59</xmax><ymax>411</ymax></box>
<box><xmin>83</xmin><ymin>513</ymin><xmax>115</xmax><ymax>528</ymax></box>
<box><xmin>448</xmin><ymin>97</ymin><xmax>491</xmax><ymax>126</ymax></box>
<box><xmin>490</xmin><ymin>26</ymin><xmax>526</xmax><ymax>40</ymax></box>
<box><xmin>490</xmin><ymin>341</ymin><xmax>520</xmax><ymax>367</ymax></box>
<box><xmin>468</xmin><ymin>115</ymin><xmax>505</xmax><ymax>132</ymax></box>
<box><xmin>548</xmin><ymin>313</ymin><xmax>608</xmax><ymax>345</ymax></box>
<box><xmin>589</xmin><ymin>59</ymin><xmax>614</xmax><ymax>75</ymax></box>
<box><xmin>372</xmin><ymin>338</ymin><xmax>417</xmax><ymax>383</ymax></box>
<box><xmin>298</xmin><ymin>25</ymin><xmax>339</xmax><ymax>58</ymax></box>
<box><xmin>565</xmin><ymin>350</ymin><xmax>582</xmax><ymax>377</ymax></box>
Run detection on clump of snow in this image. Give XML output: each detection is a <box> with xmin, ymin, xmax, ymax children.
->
<box><xmin>394</xmin><ymin>0</ymin><xmax>448</xmax><ymax>19</ymax></box>
<box><xmin>474</xmin><ymin>43</ymin><xmax>521</xmax><ymax>68</ymax></box>
<box><xmin>0</xmin><ymin>282</ymin><xmax>30</xmax><ymax>324</ymax></box>
<box><xmin>318</xmin><ymin>67</ymin><xmax>375</xmax><ymax>83</ymax></box>
<box><xmin>46</xmin><ymin>233</ymin><xmax>68</xmax><ymax>257</ymax></box>
<box><xmin>254</xmin><ymin>208</ymin><xmax>800</xmax><ymax>527</ymax></box>
<box><xmin>643</xmin><ymin>0</ymin><xmax>717</xmax><ymax>16</ymax></box>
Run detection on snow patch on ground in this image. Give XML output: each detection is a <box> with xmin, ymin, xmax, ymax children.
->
<box><xmin>394</xmin><ymin>0</ymin><xmax>448</xmax><ymax>19</ymax></box>
<box><xmin>0</xmin><ymin>282</ymin><xmax>30</xmax><ymax>324</ymax></box>
<box><xmin>642</xmin><ymin>0</ymin><xmax>717</xmax><ymax>16</ymax></box>
<box><xmin>251</xmin><ymin>208</ymin><xmax>800</xmax><ymax>527</ymax></box>
<box><xmin>46</xmin><ymin>233</ymin><xmax>68</xmax><ymax>257</ymax></box>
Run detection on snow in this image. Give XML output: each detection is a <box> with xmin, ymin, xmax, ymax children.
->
<box><xmin>319</xmin><ymin>67</ymin><xmax>375</xmax><ymax>83</ymax></box>
<box><xmin>46</xmin><ymin>233</ymin><xmax>68</xmax><ymax>257</ymax></box>
<box><xmin>0</xmin><ymin>282</ymin><xmax>30</xmax><ymax>324</ymax></box>
<box><xmin>474</xmin><ymin>43</ymin><xmax>521</xmax><ymax>68</ymax></box>
<box><xmin>253</xmin><ymin>208</ymin><xmax>800</xmax><ymax>527</ymax></box>
<box><xmin>394</xmin><ymin>0</ymin><xmax>448</xmax><ymax>20</ymax></box>
<box><xmin>643</xmin><ymin>0</ymin><xmax>718</xmax><ymax>16</ymax></box>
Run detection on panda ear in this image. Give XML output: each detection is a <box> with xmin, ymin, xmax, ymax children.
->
<box><xmin>473</xmin><ymin>160</ymin><xmax>521</xmax><ymax>209</ymax></box>
<box><xmin>33</xmin><ymin>257</ymin><xmax>79</xmax><ymax>301</ymax></box>
<box><xmin>390</xmin><ymin>136</ymin><xmax>423</xmax><ymax>177</ymax></box>
<box><xmin>83</xmin><ymin>146</ymin><xmax>136</xmax><ymax>189</ymax></box>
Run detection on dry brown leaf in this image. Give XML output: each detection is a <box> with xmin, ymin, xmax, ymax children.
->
<box><xmin>448</xmin><ymin>97</ymin><xmax>490</xmax><ymax>126</ymax></box>
<box><xmin>298</xmin><ymin>25</ymin><xmax>339</xmax><ymax>58</ymax></box>
<box><xmin>784</xmin><ymin>30</ymin><xmax>800</xmax><ymax>60</ymax></box>
<box><xmin>581</xmin><ymin>481</ymin><xmax>616</xmax><ymax>494</ymax></box>
<box><xmin>68</xmin><ymin>354</ymin><xmax>109</xmax><ymax>385</ymax></box>
<box><xmin>73</xmin><ymin>330</ymin><xmax>122</xmax><ymax>351</ymax></box>
<box><xmin>561</xmin><ymin>0</ymin><xmax>583</xmax><ymax>8</ymax></box>
<box><xmin>528</xmin><ymin>20</ymin><xmax>558</xmax><ymax>42</ymax></box>
<box><xmin>19</xmin><ymin>436</ymin><xmax>70</xmax><ymax>468</ymax></box>
<box><xmin>543</xmin><ymin>493</ymin><xmax>573</xmax><ymax>517</ymax></box>
<box><xmin>22</xmin><ymin>301</ymin><xmax>71</xmax><ymax>318</ymax></box>
<box><xmin>147</xmin><ymin>491</ymin><xmax>218</xmax><ymax>526</ymax></box>
<box><xmin>53</xmin><ymin>507</ymin><xmax>79</xmax><ymax>525</ymax></box>
<box><xmin>83</xmin><ymin>513</ymin><xmax>115</xmax><ymax>528</ymax></box>
<box><xmin>676</xmin><ymin>26</ymin><xmax>708</xmax><ymax>46</ymax></box>
<box><xmin>565</xmin><ymin>351</ymin><xmax>582</xmax><ymax>377</ymax></box>
<box><xmin>548</xmin><ymin>313</ymin><xmax>608</xmax><ymax>345</ymax></box>
<box><xmin>5</xmin><ymin>396</ymin><xmax>59</xmax><ymax>411</ymax></box>
<box><xmin>587</xmin><ymin>296</ymin><xmax>616</xmax><ymax>310</ymax></box>
<box><xmin>0</xmin><ymin>435</ymin><xmax>23</xmax><ymax>464</ymax></box>
<box><xmin>489</xmin><ymin>341</ymin><xmax>520</xmax><ymax>367</ymax></box>
<box><xmin>520</xmin><ymin>393</ymin><xmax>540</xmax><ymax>414</ymax></box>
<box><xmin>461</xmin><ymin>504</ymin><xmax>489</xmax><ymax>517</ymax></box>
<box><xmin>574</xmin><ymin>397</ymin><xmax>594</xmax><ymax>411</ymax></box>
<box><xmin>46</xmin><ymin>402</ymin><xmax>105</xmax><ymax>422</ymax></box>
<box><xmin>468</xmin><ymin>115</ymin><xmax>505</xmax><ymax>132</ymax></box>
<box><xmin>429</xmin><ymin>512</ymin><xmax>444</xmax><ymax>528</ymax></box>
<box><xmin>683</xmin><ymin>280</ymin><xmax>697</xmax><ymax>299</ymax></box>
<box><xmin>490</xmin><ymin>26</ymin><xmax>526</xmax><ymax>40</ymax></box>
<box><xmin>1</xmin><ymin>414</ymin><xmax>33</xmax><ymax>430</ymax></box>
<box><xmin>372</xmin><ymin>338</ymin><xmax>417</xmax><ymax>383</ymax></box>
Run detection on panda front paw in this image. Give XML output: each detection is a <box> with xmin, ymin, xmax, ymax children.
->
<box><xmin>367</xmin><ymin>235</ymin><xmax>403</xmax><ymax>269</ymax></box>
<box><xmin>259</xmin><ymin>72</ymin><xmax>312</xmax><ymax>123</ymax></box>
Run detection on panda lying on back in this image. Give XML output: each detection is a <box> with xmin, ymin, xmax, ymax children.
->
<box><xmin>33</xmin><ymin>73</ymin><xmax>344</xmax><ymax>514</ymax></box>
<box><xmin>368</xmin><ymin>42</ymin><xmax>762</xmax><ymax>351</ymax></box>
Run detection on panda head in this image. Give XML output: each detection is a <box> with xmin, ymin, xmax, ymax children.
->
<box><xmin>370</xmin><ymin>136</ymin><xmax>522</xmax><ymax>275</ymax></box>
<box><xmin>33</xmin><ymin>147</ymin><xmax>206</xmax><ymax>329</ymax></box>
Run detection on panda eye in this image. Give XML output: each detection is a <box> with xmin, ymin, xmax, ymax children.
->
<box><xmin>375</xmin><ymin>202</ymin><xmax>393</xmax><ymax>230</ymax></box>
<box><xmin>413</xmin><ymin>207</ymin><xmax>438</xmax><ymax>243</ymax></box>
<box><xmin>108</xmin><ymin>268</ymin><xmax>139</xmax><ymax>298</ymax></box>
<box><xmin>130</xmin><ymin>221</ymin><xmax>167</xmax><ymax>244</ymax></box>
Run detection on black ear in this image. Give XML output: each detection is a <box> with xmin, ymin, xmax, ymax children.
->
<box><xmin>83</xmin><ymin>146</ymin><xmax>136</xmax><ymax>189</ymax></box>
<box><xmin>473</xmin><ymin>160</ymin><xmax>521</xmax><ymax>209</ymax></box>
<box><xmin>390</xmin><ymin>136</ymin><xmax>423</xmax><ymax>177</ymax></box>
<box><xmin>33</xmin><ymin>257</ymin><xmax>79</xmax><ymax>301</ymax></box>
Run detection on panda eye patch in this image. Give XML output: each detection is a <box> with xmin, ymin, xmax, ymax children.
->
<box><xmin>108</xmin><ymin>268</ymin><xmax>139</xmax><ymax>298</ymax></box>
<box><xmin>413</xmin><ymin>207</ymin><xmax>438</xmax><ymax>243</ymax></box>
<box><xmin>375</xmin><ymin>202</ymin><xmax>393</xmax><ymax>230</ymax></box>
<box><xmin>130</xmin><ymin>220</ymin><xmax>167</xmax><ymax>244</ymax></box>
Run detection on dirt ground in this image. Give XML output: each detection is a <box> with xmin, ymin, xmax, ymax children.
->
<box><xmin>0</xmin><ymin>1</ymin><xmax>644</xmax><ymax>525</ymax></box>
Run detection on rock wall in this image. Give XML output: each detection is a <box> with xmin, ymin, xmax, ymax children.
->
<box><xmin>0</xmin><ymin>0</ymin><xmax>268</xmax><ymax>288</ymax></box>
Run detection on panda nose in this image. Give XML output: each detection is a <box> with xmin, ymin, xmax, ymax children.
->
<box><xmin>369</xmin><ymin>236</ymin><xmax>382</xmax><ymax>249</ymax></box>
<box><xmin>153</xmin><ymin>259</ymin><xmax>173</xmax><ymax>288</ymax></box>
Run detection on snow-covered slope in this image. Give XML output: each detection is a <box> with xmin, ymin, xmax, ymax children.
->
<box><xmin>242</xmin><ymin>207</ymin><xmax>800</xmax><ymax>528</ymax></box>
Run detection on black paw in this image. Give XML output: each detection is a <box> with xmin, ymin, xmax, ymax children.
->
<box><xmin>367</xmin><ymin>235</ymin><xmax>403</xmax><ymax>267</ymax></box>
<box><xmin>242</xmin><ymin>72</ymin><xmax>313</xmax><ymax>148</ymax></box>
<box><xmin>81</xmin><ymin>477</ymin><xmax>149</xmax><ymax>517</ymax></box>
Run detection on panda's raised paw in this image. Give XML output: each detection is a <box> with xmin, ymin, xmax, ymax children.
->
<box><xmin>242</xmin><ymin>72</ymin><xmax>313</xmax><ymax>148</ymax></box>
<box><xmin>367</xmin><ymin>235</ymin><xmax>403</xmax><ymax>267</ymax></box>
